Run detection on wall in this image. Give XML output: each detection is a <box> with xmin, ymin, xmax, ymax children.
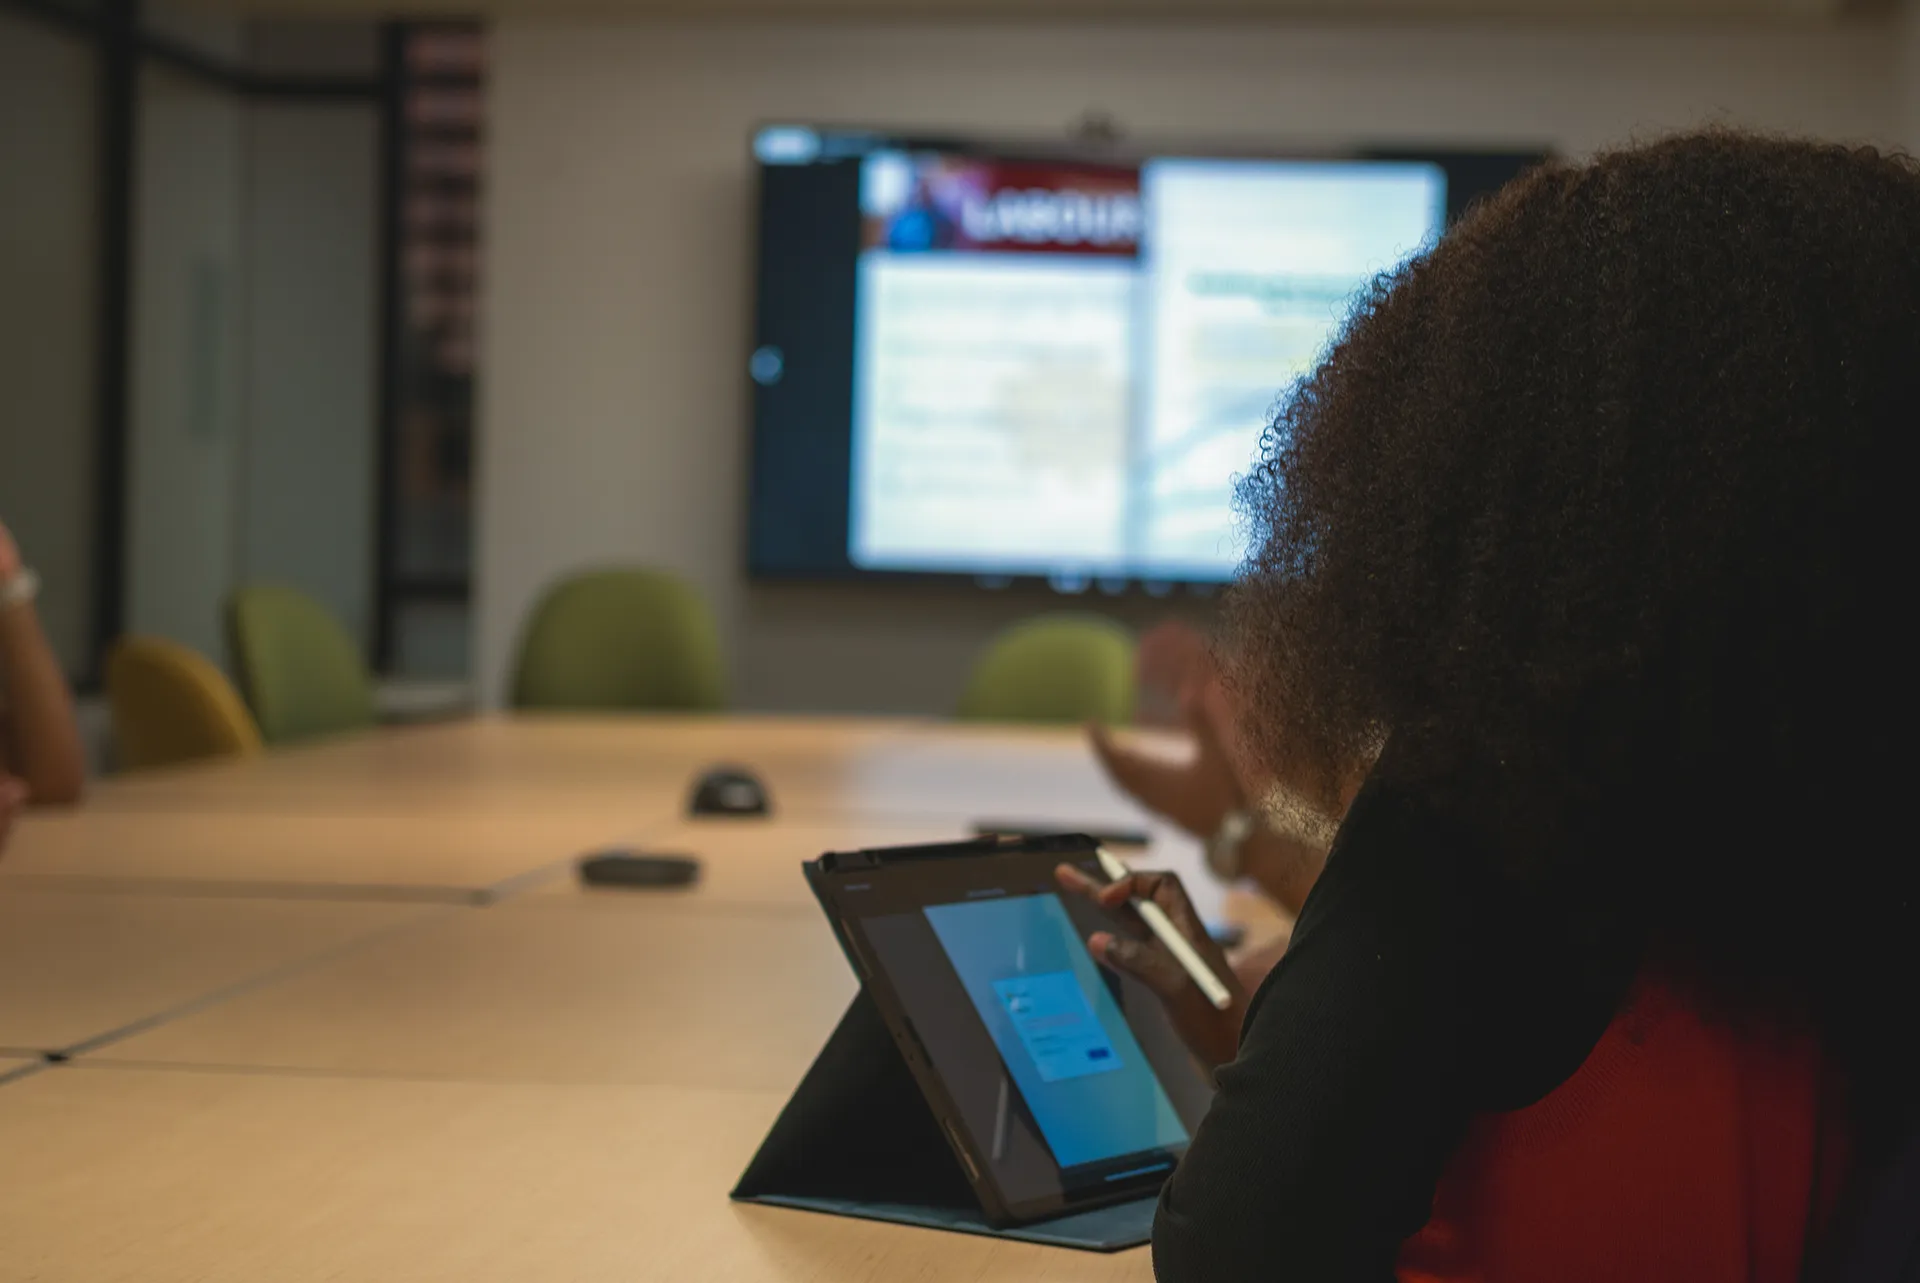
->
<box><xmin>125</xmin><ymin>62</ymin><xmax>248</xmax><ymax>665</ymax></box>
<box><xmin>478</xmin><ymin>17</ymin><xmax>1903</xmax><ymax>715</ymax></box>
<box><xmin>0</xmin><ymin>11</ymin><xmax>100</xmax><ymax>677</ymax></box>
<box><xmin>237</xmin><ymin>103</ymin><xmax>380</xmax><ymax>653</ymax></box>
<box><xmin>123</xmin><ymin>22</ymin><xmax>380</xmax><ymax>670</ymax></box>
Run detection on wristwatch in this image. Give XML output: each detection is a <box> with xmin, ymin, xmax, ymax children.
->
<box><xmin>0</xmin><ymin>566</ymin><xmax>39</xmax><ymax>611</ymax></box>
<box><xmin>1205</xmin><ymin>807</ymin><xmax>1258</xmax><ymax>881</ymax></box>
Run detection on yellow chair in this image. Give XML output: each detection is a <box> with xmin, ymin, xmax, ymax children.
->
<box><xmin>107</xmin><ymin>636</ymin><xmax>263</xmax><ymax>771</ymax></box>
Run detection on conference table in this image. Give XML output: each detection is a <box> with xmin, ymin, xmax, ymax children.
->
<box><xmin>0</xmin><ymin>715</ymin><xmax>1287</xmax><ymax>1281</ymax></box>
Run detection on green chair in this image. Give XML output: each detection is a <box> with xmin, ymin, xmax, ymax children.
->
<box><xmin>509</xmin><ymin>568</ymin><xmax>727</xmax><ymax>712</ymax></box>
<box><xmin>957</xmin><ymin>614</ymin><xmax>1136</xmax><ymax>726</ymax></box>
<box><xmin>225</xmin><ymin>584</ymin><xmax>378</xmax><ymax>745</ymax></box>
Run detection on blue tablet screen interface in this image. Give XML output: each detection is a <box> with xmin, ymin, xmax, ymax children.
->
<box><xmin>922</xmin><ymin>894</ymin><xmax>1189</xmax><ymax>1171</ymax></box>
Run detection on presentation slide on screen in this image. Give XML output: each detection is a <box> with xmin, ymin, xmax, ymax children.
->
<box><xmin>848</xmin><ymin>150</ymin><xmax>1444</xmax><ymax>581</ymax></box>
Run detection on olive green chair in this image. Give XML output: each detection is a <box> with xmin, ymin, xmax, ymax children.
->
<box><xmin>509</xmin><ymin>568</ymin><xmax>727</xmax><ymax>712</ymax></box>
<box><xmin>225</xmin><ymin>584</ymin><xmax>378</xmax><ymax>746</ymax></box>
<box><xmin>106</xmin><ymin>635</ymin><xmax>264</xmax><ymax>770</ymax></box>
<box><xmin>957</xmin><ymin>614</ymin><xmax>1136</xmax><ymax>726</ymax></box>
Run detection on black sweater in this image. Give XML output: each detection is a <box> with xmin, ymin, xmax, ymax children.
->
<box><xmin>1153</xmin><ymin>774</ymin><xmax>1642</xmax><ymax>1281</ymax></box>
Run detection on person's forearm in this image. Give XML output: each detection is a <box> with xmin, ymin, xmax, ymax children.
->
<box><xmin>0</xmin><ymin>603</ymin><xmax>85</xmax><ymax>804</ymax></box>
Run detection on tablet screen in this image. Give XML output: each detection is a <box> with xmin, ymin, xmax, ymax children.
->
<box><xmin>825</xmin><ymin>846</ymin><xmax>1211</xmax><ymax>1220</ymax></box>
<box><xmin>922</xmin><ymin>895</ymin><xmax>1189</xmax><ymax>1167</ymax></box>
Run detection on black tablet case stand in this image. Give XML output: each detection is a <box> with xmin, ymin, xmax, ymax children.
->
<box><xmin>731</xmin><ymin>987</ymin><xmax>1158</xmax><ymax>1252</ymax></box>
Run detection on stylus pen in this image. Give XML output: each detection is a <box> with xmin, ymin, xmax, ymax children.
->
<box><xmin>1095</xmin><ymin>847</ymin><xmax>1235</xmax><ymax>1011</ymax></box>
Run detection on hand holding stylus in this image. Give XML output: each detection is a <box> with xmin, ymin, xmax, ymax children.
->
<box><xmin>1095</xmin><ymin>847</ymin><xmax>1234</xmax><ymax>1010</ymax></box>
<box><xmin>1056</xmin><ymin>857</ymin><xmax>1247</xmax><ymax>1072</ymax></box>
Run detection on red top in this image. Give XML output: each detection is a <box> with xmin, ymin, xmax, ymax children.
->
<box><xmin>1398</xmin><ymin>977</ymin><xmax>1850</xmax><ymax>1283</ymax></box>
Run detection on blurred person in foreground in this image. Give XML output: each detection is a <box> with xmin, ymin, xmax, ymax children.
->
<box><xmin>1064</xmin><ymin>132</ymin><xmax>1919</xmax><ymax>1280</ymax></box>
<box><xmin>0</xmin><ymin>517</ymin><xmax>85</xmax><ymax>855</ymax></box>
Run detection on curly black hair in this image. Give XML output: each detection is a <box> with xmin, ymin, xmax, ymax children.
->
<box><xmin>1230</xmin><ymin>130</ymin><xmax>1919</xmax><ymax>1121</ymax></box>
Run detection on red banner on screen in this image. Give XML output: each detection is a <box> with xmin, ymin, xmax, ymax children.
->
<box><xmin>862</xmin><ymin>155</ymin><xmax>1142</xmax><ymax>257</ymax></box>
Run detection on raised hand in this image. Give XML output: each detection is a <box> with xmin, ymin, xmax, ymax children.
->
<box><xmin>1090</xmin><ymin>683</ymin><xmax>1248</xmax><ymax>840</ymax></box>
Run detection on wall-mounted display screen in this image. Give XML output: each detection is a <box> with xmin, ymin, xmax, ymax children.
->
<box><xmin>747</xmin><ymin>126</ymin><xmax>1544</xmax><ymax>594</ymax></box>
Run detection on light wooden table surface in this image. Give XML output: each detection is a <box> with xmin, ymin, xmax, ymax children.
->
<box><xmin>74</xmin><ymin>716</ymin><xmax>1154</xmax><ymax>827</ymax></box>
<box><xmin>523</xmin><ymin>818</ymin><xmax>990</xmax><ymax>910</ymax></box>
<box><xmin>74</xmin><ymin>716</ymin><xmax>941</xmax><ymax>819</ymax></box>
<box><xmin>517</xmin><ymin>815</ymin><xmax>1286</xmax><ymax>950</ymax></box>
<box><xmin>97</xmin><ymin>898</ymin><xmax>862</xmax><ymax>1088</ymax></box>
<box><xmin>3</xmin><ymin>716</ymin><xmax>1169</xmax><ymax>900</ymax></box>
<box><xmin>0</xmin><ymin>715</ymin><xmax>1257</xmax><ymax>1280</ymax></box>
<box><xmin>0</xmin><ymin>889</ymin><xmax>430</xmax><ymax>1053</ymax></box>
<box><xmin>0</xmin><ymin>1066</ymin><xmax>1152</xmax><ymax>1283</ymax></box>
<box><xmin>0</xmin><ymin>810</ymin><xmax>646</xmax><ymax>900</ymax></box>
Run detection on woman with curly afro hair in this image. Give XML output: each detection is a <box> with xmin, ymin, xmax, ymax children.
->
<box><xmin>1058</xmin><ymin>130</ymin><xmax>1920</xmax><ymax>1280</ymax></box>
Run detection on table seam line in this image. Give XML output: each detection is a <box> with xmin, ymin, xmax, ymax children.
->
<box><xmin>0</xmin><ymin>873</ymin><xmax>488</xmax><ymax>905</ymax></box>
<box><xmin>56</xmin><ymin>1055</ymin><xmax>796</xmax><ymax>1097</ymax></box>
<box><xmin>49</xmin><ymin>903</ymin><xmax>465</xmax><ymax>1061</ymax></box>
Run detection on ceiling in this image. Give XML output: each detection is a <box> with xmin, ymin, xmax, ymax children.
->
<box><xmin>184</xmin><ymin>0</ymin><xmax>1888</xmax><ymax>22</ymax></box>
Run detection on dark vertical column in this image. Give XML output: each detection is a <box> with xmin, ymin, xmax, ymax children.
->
<box><xmin>89</xmin><ymin>0</ymin><xmax>137</xmax><ymax>680</ymax></box>
<box><xmin>372</xmin><ymin>22</ymin><xmax>406</xmax><ymax>672</ymax></box>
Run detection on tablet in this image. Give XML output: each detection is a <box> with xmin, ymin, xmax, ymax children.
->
<box><xmin>805</xmin><ymin>833</ymin><xmax>1213</xmax><ymax>1227</ymax></box>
